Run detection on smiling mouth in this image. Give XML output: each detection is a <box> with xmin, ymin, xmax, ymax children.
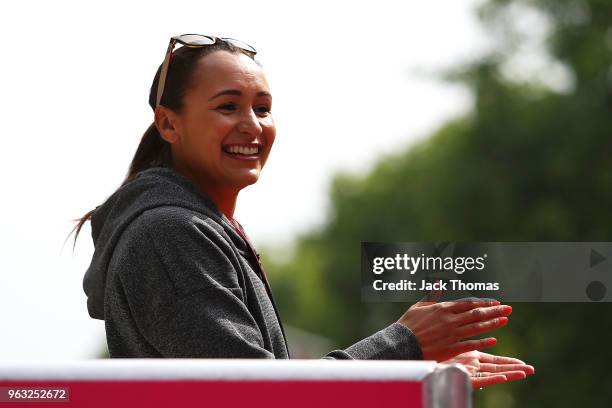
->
<box><xmin>222</xmin><ymin>144</ymin><xmax>262</xmax><ymax>160</ymax></box>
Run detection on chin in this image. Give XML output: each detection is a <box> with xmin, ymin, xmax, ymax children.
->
<box><xmin>232</xmin><ymin>172</ymin><xmax>261</xmax><ymax>189</ymax></box>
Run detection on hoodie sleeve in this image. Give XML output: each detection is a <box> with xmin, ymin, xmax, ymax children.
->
<box><xmin>322</xmin><ymin>323</ymin><xmax>423</xmax><ymax>360</ymax></box>
<box><xmin>107</xmin><ymin>208</ymin><xmax>277</xmax><ymax>358</ymax></box>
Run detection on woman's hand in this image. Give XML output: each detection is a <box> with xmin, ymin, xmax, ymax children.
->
<box><xmin>397</xmin><ymin>299</ymin><xmax>512</xmax><ymax>362</ymax></box>
<box><xmin>441</xmin><ymin>351</ymin><xmax>535</xmax><ymax>388</ymax></box>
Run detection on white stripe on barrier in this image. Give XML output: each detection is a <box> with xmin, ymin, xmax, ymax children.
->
<box><xmin>0</xmin><ymin>359</ymin><xmax>440</xmax><ymax>381</ymax></box>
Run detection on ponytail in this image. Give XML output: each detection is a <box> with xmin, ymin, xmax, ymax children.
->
<box><xmin>124</xmin><ymin>123</ymin><xmax>172</xmax><ymax>185</ymax></box>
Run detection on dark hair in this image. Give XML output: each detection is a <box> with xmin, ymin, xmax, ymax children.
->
<box><xmin>71</xmin><ymin>39</ymin><xmax>258</xmax><ymax>246</ymax></box>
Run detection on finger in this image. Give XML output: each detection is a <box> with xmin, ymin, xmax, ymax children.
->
<box><xmin>455</xmin><ymin>305</ymin><xmax>512</xmax><ymax>325</ymax></box>
<box><xmin>472</xmin><ymin>374</ymin><xmax>507</xmax><ymax>388</ymax></box>
<box><xmin>478</xmin><ymin>352</ymin><xmax>526</xmax><ymax>365</ymax></box>
<box><xmin>480</xmin><ymin>363</ymin><xmax>535</xmax><ymax>375</ymax></box>
<box><xmin>461</xmin><ymin>364</ymin><xmax>479</xmax><ymax>375</ymax></box>
<box><xmin>486</xmin><ymin>370</ymin><xmax>527</xmax><ymax>381</ymax></box>
<box><xmin>443</xmin><ymin>300</ymin><xmax>501</xmax><ymax>313</ymax></box>
<box><xmin>422</xmin><ymin>284</ymin><xmax>444</xmax><ymax>303</ymax></box>
<box><xmin>415</xmin><ymin>300</ymin><xmax>438</xmax><ymax>307</ymax></box>
<box><xmin>446</xmin><ymin>337</ymin><xmax>497</xmax><ymax>356</ymax></box>
<box><xmin>454</xmin><ymin>317</ymin><xmax>509</xmax><ymax>339</ymax></box>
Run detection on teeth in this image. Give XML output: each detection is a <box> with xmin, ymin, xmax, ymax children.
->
<box><xmin>227</xmin><ymin>145</ymin><xmax>259</xmax><ymax>155</ymax></box>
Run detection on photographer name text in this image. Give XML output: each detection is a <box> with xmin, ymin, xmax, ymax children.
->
<box><xmin>372</xmin><ymin>279</ymin><xmax>500</xmax><ymax>291</ymax></box>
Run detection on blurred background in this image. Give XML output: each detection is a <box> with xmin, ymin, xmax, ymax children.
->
<box><xmin>1</xmin><ymin>0</ymin><xmax>611</xmax><ymax>406</ymax></box>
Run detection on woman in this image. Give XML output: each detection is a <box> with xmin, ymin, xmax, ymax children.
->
<box><xmin>75</xmin><ymin>34</ymin><xmax>533</xmax><ymax>387</ymax></box>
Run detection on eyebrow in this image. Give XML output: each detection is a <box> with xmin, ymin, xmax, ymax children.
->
<box><xmin>209</xmin><ymin>89</ymin><xmax>272</xmax><ymax>100</ymax></box>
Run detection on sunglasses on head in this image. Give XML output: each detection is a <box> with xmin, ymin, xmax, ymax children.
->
<box><xmin>155</xmin><ymin>34</ymin><xmax>257</xmax><ymax>108</ymax></box>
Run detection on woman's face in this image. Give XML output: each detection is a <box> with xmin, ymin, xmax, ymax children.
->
<box><xmin>162</xmin><ymin>50</ymin><xmax>275</xmax><ymax>193</ymax></box>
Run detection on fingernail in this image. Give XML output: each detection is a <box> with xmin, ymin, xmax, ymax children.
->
<box><xmin>502</xmin><ymin>305</ymin><xmax>512</xmax><ymax>314</ymax></box>
<box><xmin>498</xmin><ymin>316</ymin><xmax>509</xmax><ymax>325</ymax></box>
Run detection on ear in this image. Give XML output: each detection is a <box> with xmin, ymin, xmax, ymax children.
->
<box><xmin>154</xmin><ymin>106</ymin><xmax>182</xmax><ymax>144</ymax></box>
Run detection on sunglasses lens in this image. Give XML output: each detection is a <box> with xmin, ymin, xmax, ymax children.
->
<box><xmin>177</xmin><ymin>34</ymin><xmax>216</xmax><ymax>46</ymax></box>
<box><xmin>222</xmin><ymin>37</ymin><xmax>257</xmax><ymax>54</ymax></box>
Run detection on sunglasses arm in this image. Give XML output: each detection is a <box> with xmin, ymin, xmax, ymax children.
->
<box><xmin>155</xmin><ymin>39</ymin><xmax>177</xmax><ymax>108</ymax></box>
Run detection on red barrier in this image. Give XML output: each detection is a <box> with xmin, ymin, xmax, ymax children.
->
<box><xmin>0</xmin><ymin>360</ymin><xmax>471</xmax><ymax>408</ymax></box>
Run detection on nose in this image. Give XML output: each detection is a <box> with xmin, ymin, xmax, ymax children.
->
<box><xmin>236</xmin><ymin>108</ymin><xmax>263</xmax><ymax>136</ymax></box>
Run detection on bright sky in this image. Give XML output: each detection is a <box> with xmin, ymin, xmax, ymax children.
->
<box><xmin>0</xmin><ymin>0</ymin><xmax>489</xmax><ymax>360</ymax></box>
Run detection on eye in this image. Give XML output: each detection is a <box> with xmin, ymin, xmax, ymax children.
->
<box><xmin>254</xmin><ymin>105</ymin><xmax>272</xmax><ymax>116</ymax></box>
<box><xmin>216</xmin><ymin>103</ymin><xmax>237</xmax><ymax>112</ymax></box>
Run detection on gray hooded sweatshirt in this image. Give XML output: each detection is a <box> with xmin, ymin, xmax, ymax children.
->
<box><xmin>83</xmin><ymin>167</ymin><xmax>423</xmax><ymax>359</ymax></box>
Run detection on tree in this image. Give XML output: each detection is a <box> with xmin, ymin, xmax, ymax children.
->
<box><xmin>264</xmin><ymin>0</ymin><xmax>612</xmax><ymax>405</ymax></box>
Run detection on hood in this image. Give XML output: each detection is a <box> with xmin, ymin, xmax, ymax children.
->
<box><xmin>83</xmin><ymin>167</ymin><xmax>248</xmax><ymax>320</ymax></box>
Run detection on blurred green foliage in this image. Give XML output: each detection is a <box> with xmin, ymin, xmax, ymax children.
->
<box><xmin>263</xmin><ymin>0</ymin><xmax>612</xmax><ymax>406</ymax></box>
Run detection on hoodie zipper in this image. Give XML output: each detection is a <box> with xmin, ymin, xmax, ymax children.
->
<box><xmin>228</xmin><ymin>218</ymin><xmax>291</xmax><ymax>358</ymax></box>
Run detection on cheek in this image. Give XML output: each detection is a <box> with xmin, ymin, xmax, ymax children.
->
<box><xmin>213</xmin><ymin>115</ymin><xmax>238</xmax><ymax>133</ymax></box>
<box><xmin>260</xmin><ymin>125</ymin><xmax>276</xmax><ymax>166</ymax></box>
<box><xmin>185</xmin><ymin>117</ymin><xmax>233</xmax><ymax>152</ymax></box>
<box><xmin>263</xmin><ymin>119</ymin><xmax>276</xmax><ymax>146</ymax></box>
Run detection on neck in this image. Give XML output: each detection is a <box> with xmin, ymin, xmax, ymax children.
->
<box><xmin>203</xmin><ymin>186</ymin><xmax>238</xmax><ymax>219</ymax></box>
<box><xmin>171</xmin><ymin>164</ymin><xmax>239</xmax><ymax>219</ymax></box>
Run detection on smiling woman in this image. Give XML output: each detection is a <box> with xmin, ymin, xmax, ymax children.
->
<box><xmin>71</xmin><ymin>34</ymin><xmax>533</xmax><ymax>386</ymax></box>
